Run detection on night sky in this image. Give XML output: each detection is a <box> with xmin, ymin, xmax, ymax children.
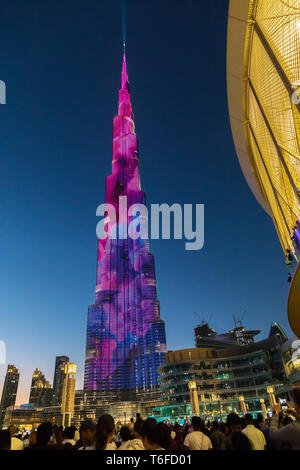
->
<box><xmin>0</xmin><ymin>0</ymin><xmax>293</xmax><ymax>404</ymax></box>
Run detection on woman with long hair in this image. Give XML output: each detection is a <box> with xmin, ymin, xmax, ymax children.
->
<box><xmin>95</xmin><ymin>415</ymin><xmax>117</xmax><ymax>450</ymax></box>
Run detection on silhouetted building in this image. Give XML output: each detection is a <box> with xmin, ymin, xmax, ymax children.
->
<box><xmin>194</xmin><ymin>321</ymin><xmax>260</xmax><ymax>349</ymax></box>
<box><xmin>0</xmin><ymin>365</ymin><xmax>19</xmax><ymax>428</ymax></box>
<box><xmin>53</xmin><ymin>355</ymin><xmax>69</xmax><ymax>405</ymax></box>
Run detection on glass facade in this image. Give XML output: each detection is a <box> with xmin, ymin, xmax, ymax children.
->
<box><xmin>156</xmin><ymin>334</ymin><xmax>288</xmax><ymax>420</ymax></box>
<box><xmin>84</xmin><ymin>53</ymin><xmax>166</xmax><ymax>397</ymax></box>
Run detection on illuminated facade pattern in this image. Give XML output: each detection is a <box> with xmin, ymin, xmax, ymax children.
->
<box><xmin>228</xmin><ymin>0</ymin><xmax>300</xmax><ymax>258</ymax></box>
<box><xmin>84</xmin><ymin>52</ymin><xmax>166</xmax><ymax>397</ymax></box>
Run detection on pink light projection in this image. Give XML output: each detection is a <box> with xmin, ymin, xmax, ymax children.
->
<box><xmin>84</xmin><ymin>51</ymin><xmax>167</xmax><ymax>395</ymax></box>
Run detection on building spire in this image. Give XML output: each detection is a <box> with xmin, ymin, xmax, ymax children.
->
<box><xmin>121</xmin><ymin>43</ymin><xmax>129</xmax><ymax>90</ymax></box>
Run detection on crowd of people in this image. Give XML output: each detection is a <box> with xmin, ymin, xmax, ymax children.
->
<box><xmin>1</xmin><ymin>387</ymin><xmax>299</xmax><ymax>451</ymax></box>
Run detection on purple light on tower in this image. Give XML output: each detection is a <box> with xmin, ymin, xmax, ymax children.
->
<box><xmin>84</xmin><ymin>49</ymin><xmax>167</xmax><ymax>397</ymax></box>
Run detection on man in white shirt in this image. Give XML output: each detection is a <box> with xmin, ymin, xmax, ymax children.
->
<box><xmin>242</xmin><ymin>414</ymin><xmax>266</xmax><ymax>450</ymax></box>
<box><xmin>183</xmin><ymin>417</ymin><xmax>213</xmax><ymax>450</ymax></box>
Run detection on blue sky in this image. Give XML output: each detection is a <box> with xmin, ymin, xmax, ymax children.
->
<box><xmin>0</xmin><ymin>0</ymin><xmax>292</xmax><ymax>404</ymax></box>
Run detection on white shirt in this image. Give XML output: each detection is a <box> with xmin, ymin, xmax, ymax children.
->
<box><xmin>242</xmin><ymin>425</ymin><xmax>266</xmax><ymax>450</ymax></box>
<box><xmin>119</xmin><ymin>438</ymin><xmax>144</xmax><ymax>450</ymax></box>
<box><xmin>184</xmin><ymin>431</ymin><xmax>212</xmax><ymax>450</ymax></box>
<box><xmin>11</xmin><ymin>437</ymin><xmax>24</xmax><ymax>451</ymax></box>
<box><xmin>62</xmin><ymin>439</ymin><xmax>76</xmax><ymax>446</ymax></box>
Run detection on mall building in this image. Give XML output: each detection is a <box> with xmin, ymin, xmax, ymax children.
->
<box><xmin>155</xmin><ymin>322</ymin><xmax>299</xmax><ymax>421</ymax></box>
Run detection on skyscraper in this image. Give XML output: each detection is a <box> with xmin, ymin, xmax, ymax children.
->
<box><xmin>0</xmin><ymin>365</ymin><xmax>19</xmax><ymax>428</ymax></box>
<box><xmin>84</xmin><ymin>50</ymin><xmax>167</xmax><ymax>400</ymax></box>
<box><xmin>53</xmin><ymin>355</ymin><xmax>69</xmax><ymax>405</ymax></box>
<box><xmin>29</xmin><ymin>368</ymin><xmax>53</xmax><ymax>407</ymax></box>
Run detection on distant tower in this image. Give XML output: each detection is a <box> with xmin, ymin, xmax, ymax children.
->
<box><xmin>29</xmin><ymin>368</ymin><xmax>53</xmax><ymax>407</ymax></box>
<box><xmin>53</xmin><ymin>355</ymin><xmax>69</xmax><ymax>405</ymax></box>
<box><xmin>84</xmin><ymin>50</ymin><xmax>167</xmax><ymax>400</ymax></box>
<box><xmin>60</xmin><ymin>362</ymin><xmax>77</xmax><ymax>427</ymax></box>
<box><xmin>0</xmin><ymin>365</ymin><xmax>19</xmax><ymax>428</ymax></box>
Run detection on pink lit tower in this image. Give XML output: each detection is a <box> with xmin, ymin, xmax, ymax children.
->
<box><xmin>84</xmin><ymin>48</ymin><xmax>167</xmax><ymax>401</ymax></box>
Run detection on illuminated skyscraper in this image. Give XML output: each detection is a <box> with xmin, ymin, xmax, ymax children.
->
<box><xmin>29</xmin><ymin>368</ymin><xmax>53</xmax><ymax>407</ymax></box>
<box><xmin>0</xmin><ymin>365</ymin><xmax>19</xmax><ymax>428</ymax></box>
<box><xmin>84</xmin><ymin>50</ymin><xmax>167</xmax><ymax>399</ymax></box>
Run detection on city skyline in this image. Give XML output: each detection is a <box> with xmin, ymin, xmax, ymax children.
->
<box><xmin>0</xmin><ymin>0</ymin><xmax>293</xmax><ymax>405</ymax></box>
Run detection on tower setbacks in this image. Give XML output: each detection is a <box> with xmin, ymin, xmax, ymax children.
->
<box><xmin>84</xmin><ymin>51</ymin><xmax>167</xmax><ymax>400</ymax></box>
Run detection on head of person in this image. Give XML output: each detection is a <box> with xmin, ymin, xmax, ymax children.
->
<box><xmin>79</xmin><ymin>419</ymin><xmax>96</xmax><ymax>446</ymax></box>
<box><xmin>231</xmin><ymin>432</ymin><xmax>252</xmax><ymax>450</ymax></box>
<box><xmin>191</xmin><ymin>416</ymin><xmax>203</xmax><ymax>431</ymax></box>
<box><xmin>36</xmin><ymin>422</ymin><xmax>53</xmax><ymax>447</ymax></box>
<box><xmin>227</xmin><ymin>413</ymin><xmax>242</xmax><ymax>434</ymax></box>
<box><xmin>63</xmin><ymin>426</ymin><xmax>75</xmax><ymax>440</ymax></box>
<box><xmin>7</xmin><ymin>425</ymin><xmax>16</xmax><ymax>437</ymax></box>
<box><xmin>142</xmin><ymin>420</ymin><xmax>171</xmax><ymax>450</ymax></box>
<box><xmin>292</xmin><ymin>387</ymin><xmax>300</xmax><ymax>413</ymax></box>
<box><xmin>96</xmin><ymin>415</ymin><xmax>115</xmax><ymax>450</ymax></box>
<box><xmin>282</xmin><ymin>415</ymin><xmax>293</xmax><ymax>426</ymax></box>
<box><xmin>212</xmin><ymin>420</ymin><xmax>219</xmax><ymax>431</ymax></box>
<box><xmin>53</xmin><ymin>425</ymin><xmax>63</xmax><ymax>447</ymax></box>
<box><xmin>0</xmin><ymin>430</ymin><xmax>11</xmax><ymax>450</ymax></box>
<box><xmin>256</xmin><ymin>413</ymin><xmax>264</xmax><ymax>424</ymax></box>
<box><xmin>244</xmin><ymin>414</ymin><xmax>254</xmax><ymax>426</ymax></box>
<box><xmin>120</xmin><ymin>426</ymin><xmax>131</xmax><ymax>442</ymax></box>
<box><xmin>134</xmin><ymin>419</ymin><xmax>144</xmax><ymax>440</ymax></box>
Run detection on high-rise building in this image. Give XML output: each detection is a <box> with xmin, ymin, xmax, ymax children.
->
<box><xmin>84</xmin><ymin>50</ymin><xmax>167</xmax><ymax>400</ymax></box>
<box><xmin>0</xmin><ymin>364</ymin><xmax>19</xmax><ymax>428</ymax></box>
<box><xmin>60</xmin><ymin>362</ymin><xmax>77</xmax><ymax>427</ymax></box>
<box><xmin>53</xmin><ymin>355</ymin><xmax>69</xmax><ymax>405</ymax></box>
<box><xmin>227</xmin><ymin>0</ymin><xmax>300</xmax><ymax>337</ymax></box>
<box><xmin>29</xmin><ymin>368</ymin><xmax>53</xmax><ymax>407</ymax></box>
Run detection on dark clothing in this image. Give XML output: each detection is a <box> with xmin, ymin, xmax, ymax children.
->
<box><xmin>210</xmin><ymin>429</ymin><xmax>225</xmax><ymax>450</ymax></box>
<box><xmin>269</xmin><ymin>414</ymin><xmax>300</xmax><ymax>450</ymax></box>
<box><xmin>24</xmin><ymin>444</ymin><xmax>59</xmax><ymax>451</ymax></box>
<box><xmin>222</xmin><ymin>432</ymin><xmax>251</xmax><ymax>451</ymax></box>
<box><xmin>73</xmin><ymin>439</ymin><xmax>84</xmax><ymax>450</ymax></box>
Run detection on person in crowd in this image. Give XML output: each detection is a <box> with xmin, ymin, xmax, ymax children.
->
<box><xmin>118</xmin><ymin>426</ymin><xmax>132</xmax><ymax>450</ymax></box>
<box><xmin>52</xmin><ymin>425</ymin><xmax>63</xmax><ymax>449</ymax></box>
<box><xmin>222</xmin><ymin>413</ymin><xmax>251</xmax><ymax>450</ymax></box>
<box><xmin>0</xmin><ymin>430</ymin><xmax>11</xmax><ymax>451</ymax></box>
<box><xmin>25</xmin><ymin>422</ymin><xmax>57</xmax><ymax>450</ymax></box>
<box><xmin>210</xmin><ymin>421</ymin><xmax>225</xmax><ymax>450</ymax></box>
<box><xmin>173</xmin><ymin>422</ymin><xmax>184</xmax><ymax>450</ymax></box>
<box><xmin>183</xmin><ymin>417</ymin><xmax>212</xmax><ymax>450</ymax></box>
<box><xmin>8</xmin><ymin>425</ymin><xmax>23</xmax><ymax>450</ymax></box>
<box><xmin>127</xmin><ymin>417</ymin><xmax>135</xmax><ymax>437</ymax></box>
<box><xmin>91</xmin><ymin>414</ymin><xmax>117</xmax><ymax>450</ymax></box>
<box><xmin>28</xmin><ymin>429</ymin><xmax>37</xmax><ymax>447</ymax></box>
<box><xmin>61</xmin><ymin>426</ymin><xmax>76</xmax><ymax>447</ymax></box>
<box><xmin>242</xmin><ymin>413</ymin><xmax>266</xmax><ymax>450</ymax></box>
<box><xmin>231</xmin><ymin>431</ymin><xmax>252</xmax><ymax>451</ymax></box>
<box><xmin>121</xmin><ymin>419</ymin><xmax>145</xmax><ymax>450</ymax></box>
<box><xmin>269</xmin><ymin>387</ymin><xmax>300</xmax><ymax>450</ymax></box>
<box><xmin>74</xmin><ymin>419</ymin><xmax>96</xmax><ymax>450</ymax></box>
<box><xmin>141</xmin><ymin>420</ymin><xmax>171</xmax><ymax>450</ymax></box>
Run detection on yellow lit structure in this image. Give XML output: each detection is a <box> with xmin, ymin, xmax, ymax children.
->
<box><xmin>61</xmin><ymin>362</ymin><xmax>77</xmax><ymax>427</ymax></box>
<box><xmin>227</xmin><ymin>0</ymin><xmax>300</xmax><ymax>338</ymax></box>
<box><xmin>188</xmin><ymin>381</ymin><xmax>200</xmax><ymax>416</ymax></box>
<box><xmin>267</xmin><ymin>386</ymin><xmax>277</xmax><ymax>408</ymax></box>
<box><xmin>239</xmin><ymin>395</ymin><xmax>247</xmax><ymax>414</ymax></box>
